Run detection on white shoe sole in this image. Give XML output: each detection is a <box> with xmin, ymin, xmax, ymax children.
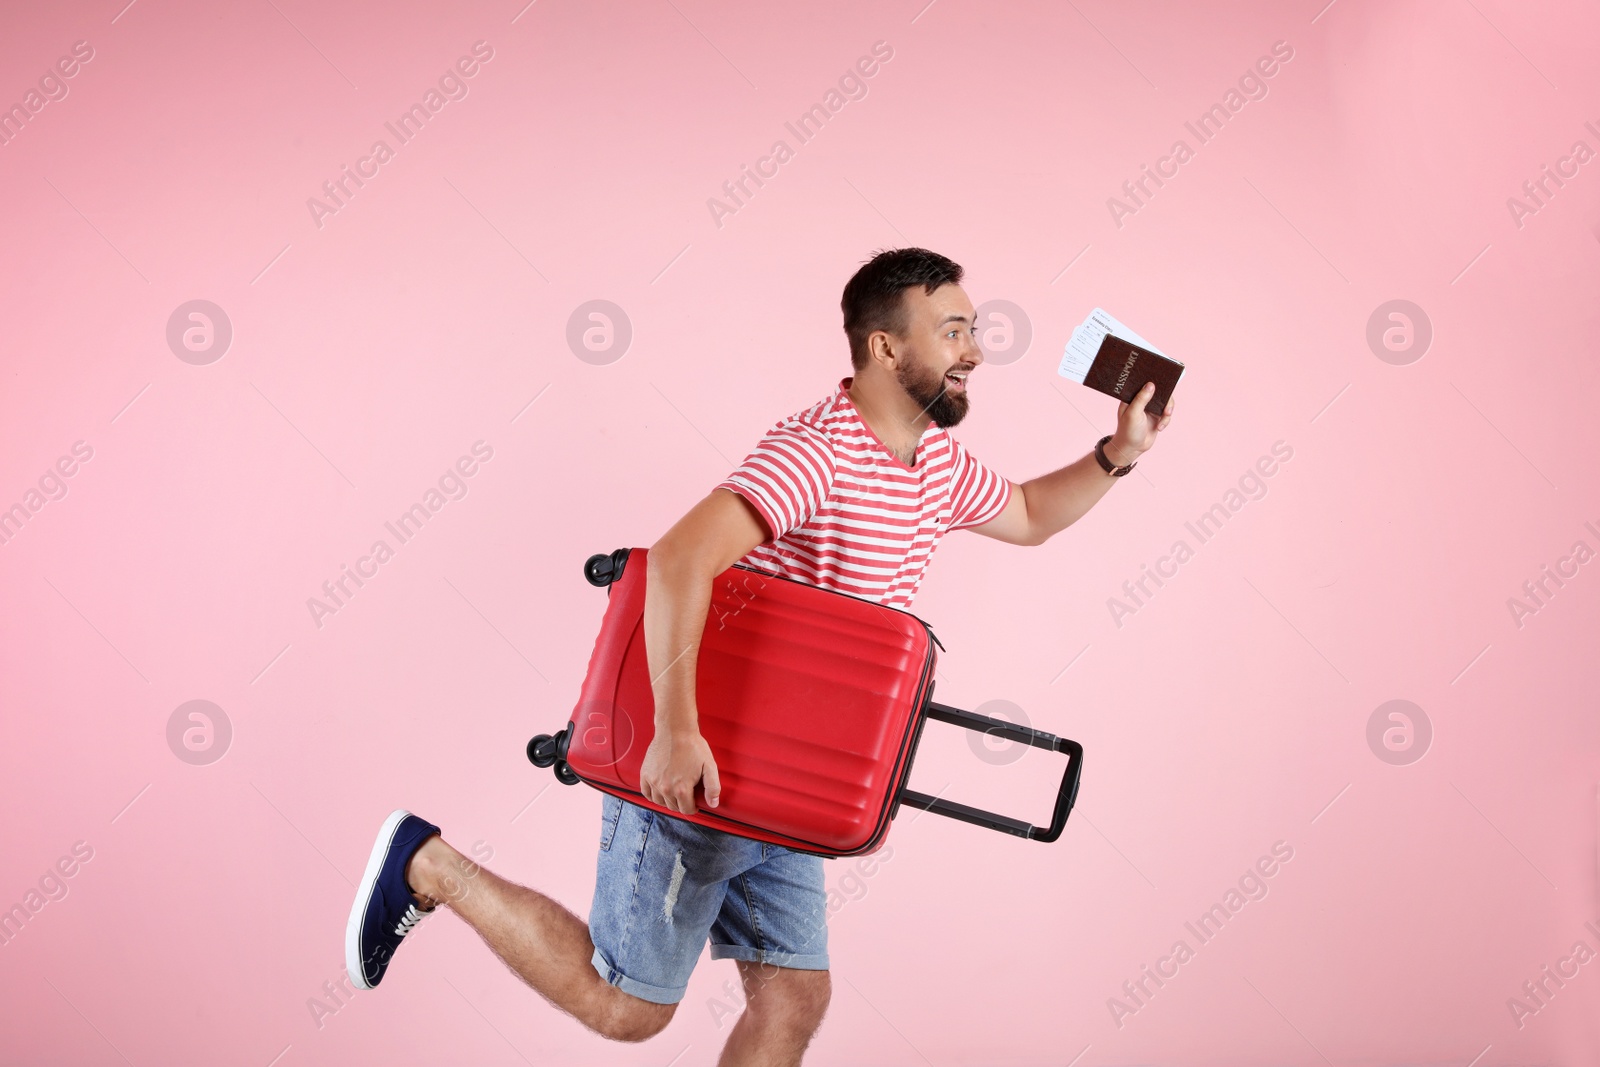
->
<box><xmin>345</xmin><ymin>808</ymin><xmax>413</xmax><ymax>990</ymax></box>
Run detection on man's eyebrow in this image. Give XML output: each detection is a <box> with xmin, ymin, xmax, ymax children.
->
<box><xmin>937</xmin><ymin>313</ymin><xmax>972</xmax><ymax>326</ymax></box>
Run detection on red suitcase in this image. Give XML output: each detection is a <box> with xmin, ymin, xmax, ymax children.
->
<box><xmin>527</xmin><ymin>548</ymin><xmax>1083</xmax><ymax>858</ymax></box>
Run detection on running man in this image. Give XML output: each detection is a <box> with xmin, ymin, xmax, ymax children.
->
<box><xmin>346</xmin><ymin>247</ymin><xmax>1175</xmax><ymax>1065</ymax></box>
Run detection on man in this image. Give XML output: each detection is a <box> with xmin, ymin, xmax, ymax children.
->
<box><xmin>345</xmin><ymin>247</ymin><xmax>1176</xmax><ymax>1064</ymax></box>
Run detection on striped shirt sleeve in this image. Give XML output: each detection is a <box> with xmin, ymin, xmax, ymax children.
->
<box><xmin>947</xmin><ymin>438</ymin><xmax>1013</xmax><ymax>530</ymax></box>
<box><xmin>716</xmin><ymin>421</ymin><xmax>836</xmax><ymax>542</ymax></box>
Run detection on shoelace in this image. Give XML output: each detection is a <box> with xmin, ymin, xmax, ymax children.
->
<box><xmin>393</xmin><ymin>903</ymin><xmax>429</xmax><ymax>939</ymax></box>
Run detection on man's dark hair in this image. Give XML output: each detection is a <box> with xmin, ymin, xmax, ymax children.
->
<box><xmin>840</xmin><ymin>247</ymin><xmax>963</xmax><ymax>370</ymax></box>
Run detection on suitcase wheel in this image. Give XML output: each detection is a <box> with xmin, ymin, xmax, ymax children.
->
<box><xmin>583</xmin><ymin>554</ymin><xmax>615</xmax><ymax>587</ymax></box>
<box><xmin>527</xmin><ymin>733</ymin><xmax>559</xmax><ymax>768</ymax></box>
<box><xmin>583</xmin><ymin>549</ymin><xmax>631</xmax><ymax>587</ymax></box>
<box><xmin>553</xmin><ymin>760</ymin><xmax>580</xmax><ymax>786</ymax></box>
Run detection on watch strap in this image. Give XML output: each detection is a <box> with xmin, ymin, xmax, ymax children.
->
<box><xmin>1095</xmin><ymin>435</ymin><xmax>1136</xmax><ymax>476</ymax></box>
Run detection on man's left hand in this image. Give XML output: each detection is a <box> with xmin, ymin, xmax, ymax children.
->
<box><xmin>1107</xmin><ymin>381</ymin><xmax>1176</xmax><ymax>466</ymax></box>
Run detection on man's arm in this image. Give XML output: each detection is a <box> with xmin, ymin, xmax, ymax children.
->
<box><xmin>638</xmin><ymin>487</ymin><xmax>768</xmax><ymax>815</ymax></box>
<box><xmin>971</xmin><ymin>454</ymin><xmax>1122</xmax><ymax>547</ymax></box>
<box><xmin>971</xmin><ymin>380</ymin><xmax>1176</xmax><ymax>546</ymax></box>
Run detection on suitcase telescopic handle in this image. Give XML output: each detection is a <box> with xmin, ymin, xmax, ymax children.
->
<box><xmin>897</xmin><ymin>702</ymin><xmax>1084</xmax><ymax>843</ymax></box>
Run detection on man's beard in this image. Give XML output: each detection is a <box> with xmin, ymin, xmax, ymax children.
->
<box><xmin>896</xmin><ymin>358</ymin><xmax>970</xmax><ymax>428</ymax></box>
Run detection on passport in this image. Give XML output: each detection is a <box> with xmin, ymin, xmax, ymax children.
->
<box><xmin>1057</xmin><ymin>308</ymin><xmax>1184</xmax><ymax>416</ymax></box>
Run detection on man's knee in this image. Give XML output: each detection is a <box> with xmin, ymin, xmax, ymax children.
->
<box><xmin>594</xmin><ymin>995</ymin><xmax>676</xmax><ymax>1042</ymax></box>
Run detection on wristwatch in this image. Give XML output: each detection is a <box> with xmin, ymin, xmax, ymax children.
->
<box><xmin>1094</xmin><ymin>435</ymin><xmax>1137</xmax><ymax>477</ymax></box>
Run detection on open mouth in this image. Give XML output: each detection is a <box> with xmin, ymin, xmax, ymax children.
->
<box><xmin>944</xmin><ymin>370</ymin><xmax>970</xmax><ymax>391</ymax></box>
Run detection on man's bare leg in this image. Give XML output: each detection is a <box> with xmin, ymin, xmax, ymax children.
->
<box><xmin>406</xmin><ymin>834</ymin><xmax>675</xmax><ymax>1043</ymax></box>
<box><xmin>717</xmin><ymin>961</ymin><xmax>832</xmax><ymax>1067</ymax></box>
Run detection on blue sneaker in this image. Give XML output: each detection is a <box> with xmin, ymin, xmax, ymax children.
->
<box><xmin>346</xmin><ymin>809</ymin><xmax>441</xmax><ymax>989</ymax></box>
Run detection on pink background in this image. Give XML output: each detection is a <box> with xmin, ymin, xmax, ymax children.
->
<box><xmin>3</xmin><ymin>1</ymin><xmax>1599</xmax><ymax>1064</ymax></box>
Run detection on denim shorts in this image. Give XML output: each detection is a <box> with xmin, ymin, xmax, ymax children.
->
<box><xmin>588</xmin><ymin>793</ymin><xmax>829</xmax><ymax>1005</ymax></box>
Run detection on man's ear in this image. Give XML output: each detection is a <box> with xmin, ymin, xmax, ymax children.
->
<box><xmin>867</xmin><ymin>329</ymin><xmax>900</xmax><ymax>370</ymax></box>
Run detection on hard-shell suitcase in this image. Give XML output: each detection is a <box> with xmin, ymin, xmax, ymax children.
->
<box><xmin>527</xmin><ymin>547</ymin><xmax>1083</xmax><ymax>858</ymax></box>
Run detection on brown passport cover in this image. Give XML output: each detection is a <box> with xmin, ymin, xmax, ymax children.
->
<box><xmin>1083</xmin><ymin>333</ymin><xmax>1184</xmax><ymax>416</ymax></box>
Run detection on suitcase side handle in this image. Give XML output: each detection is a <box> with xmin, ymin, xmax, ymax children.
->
<box><xmin>897</xmin><ymin>702</ymin><xmax>1083</xmax><ymax>843</ymax></box>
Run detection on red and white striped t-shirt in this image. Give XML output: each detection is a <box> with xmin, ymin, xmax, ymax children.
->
<box><xmin>716</xmin><ymin>377</ymin><xmax>1012</xmax><ymax>609</ymax></box>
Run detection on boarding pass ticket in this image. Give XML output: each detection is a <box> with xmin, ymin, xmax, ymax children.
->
<box><xmin>1057</xmin><ymin>308</ymin><xmax>1168</xmax><ymax>383</ymax></box>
